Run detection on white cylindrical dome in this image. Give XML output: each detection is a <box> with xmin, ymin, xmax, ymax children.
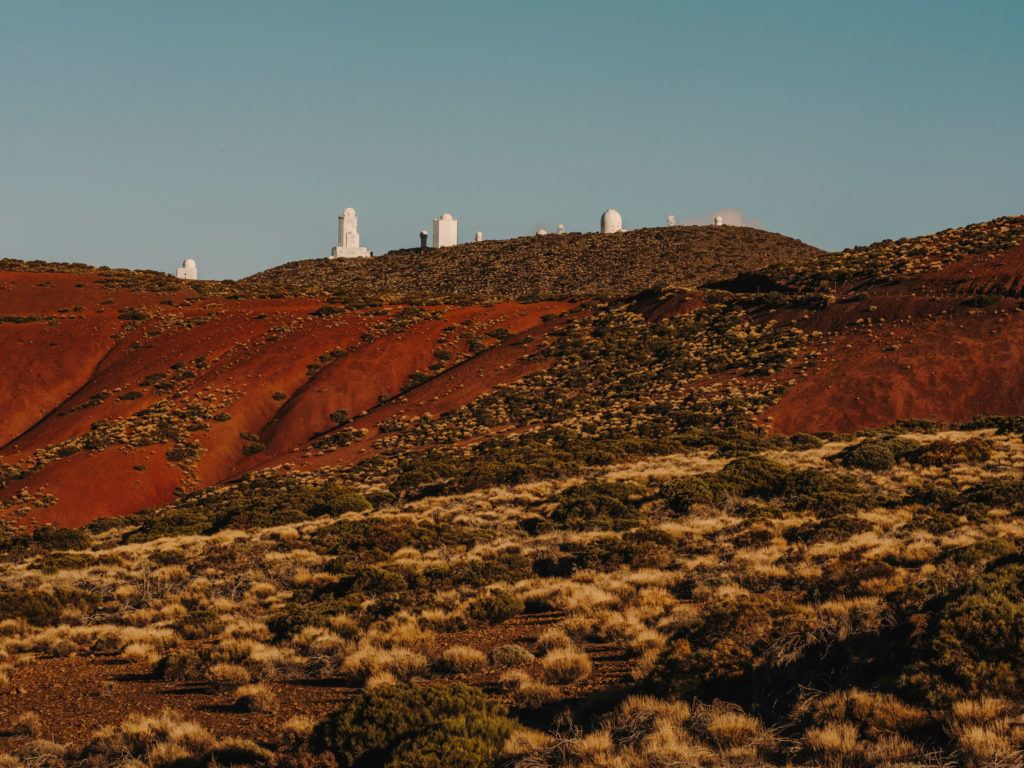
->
<box><xmin>343</xmin><ymin>207</ymin><xmax>356</xmax><ymax>217</ymax></box>
<box><xmin>536</xmin><ymin>228</ymin><xmax>549</xmax><ymax>236</ymax></box>
<box><xmin>601</xmin><ymin>209</ymin><xmax>623</xmax><ymax>234</ymax></box>
<box><xmin>440</xmin><ymin>213</ymin><xmax>453</xmax><ymax>221</ymax></box>
<box><xmin>183</xmin><ymin>258</ymin><xmax>197</xmax><ymax>269</ymax></box>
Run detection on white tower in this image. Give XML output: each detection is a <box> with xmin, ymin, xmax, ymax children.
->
<box><xmin>330</xmin><ymin>208</ymin><xmax>371</xmax><ymax>258</ymax></box>
<box><xmin>601</xmin><ymin>209</ymin><xmax>623</xmax><ymax>234</ymax></box>
<box><xmin>433</xmin><ymin>213</ymin><xmax>458</xmax><ymax>248</ymax></box>
<box><xmin>557</xmin><ymin>224</ymin><xmax>565</xmax><ymax>234</ymax></box>
<box><xmin>667</xmin><ymin>215</ymin><xmax>676</xmax><ymax>226</ymax></box>
<box><xmin>714</xmin><ymin>215</ymin><xmax>724</xmax><ymax>226</ymax></box>
<box><xmin>176</xmin><ymin>258</ymin><xmax>198</xmax><ymax>280</ymax></box>
<box><xmin>475</xmin><ymin>231</ymin><xmax>483</xmax><ymax>242</ymax></box>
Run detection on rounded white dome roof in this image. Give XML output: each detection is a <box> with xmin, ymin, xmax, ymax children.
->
<box><xmin>536</xmin><ymin>228</ymin><xmax>549</xmax><ymax>236</ymax></box>
<box><xmin>601</xmin><ymin>209</ymin><xmax>623</xmax><ymax>233</ymax></box>
<box><xmin>343</xmin><ymin>207</ymin><xmax>356</xmax><ymax>217</ymax></box>
<box><xmin>440</xmin><ymin>213</ymin><xmax>453</xmax><ymax>221</ymax></box>
<box><xmin>183</xmin><ymin>258</ymin><xmax>197</xmax><ymax>269</ymax></box>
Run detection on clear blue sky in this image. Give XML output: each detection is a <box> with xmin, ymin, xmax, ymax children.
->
<box><xmin>1</xmin><ymin>1</ymin><xmax>1022</xmax><ymax>279</ymax></box>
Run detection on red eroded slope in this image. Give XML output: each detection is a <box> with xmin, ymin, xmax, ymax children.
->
<box><xmin>762</xmin><ymin>246</ymin><xmax>1024</xmax><ymax>433</ymax></box>
<box><xmin>0</xmin><ymin>268</ymin><xmax>578</xmax><ymax>527</ymax></box>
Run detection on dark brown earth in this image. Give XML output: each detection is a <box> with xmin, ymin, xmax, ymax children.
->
<box><xmin>0</xmin><ymin>610</ymin><xmax>631</xmax><ymax>752</ymax></box>
<box><xmin>247</xmin><ymin>225</ymin><xmax>823</xmax><ymax>298</ymax></box>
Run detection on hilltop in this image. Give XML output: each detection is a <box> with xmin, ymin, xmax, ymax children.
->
<box><xmin>247</xmin><ymin>225</ymin><xmax>823</xmax><ymax>298</ymax></box>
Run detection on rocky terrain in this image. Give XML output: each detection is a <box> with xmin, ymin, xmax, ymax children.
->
<box><xmin>3</xmin><ymin>215</ymin><xmax>1024</xmax><ymax>767</ymax></box>
<box><xmin>247</xmin><ymin>225</ymin><xmax>823</xmax><ymax>299</ymax></box>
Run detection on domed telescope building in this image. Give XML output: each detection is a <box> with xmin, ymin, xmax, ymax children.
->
<box><xmin>175</xmin><ymin>258</ymin><xmax>198</xmax><ymax>280</ymax></box>
<box><xmin>601</xmin><ymin>209</ymin><xmax>623</xmax><ymax>234</ymax></box>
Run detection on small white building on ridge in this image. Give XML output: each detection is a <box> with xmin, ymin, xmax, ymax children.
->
<box><xmin>330</xmin><ymin>208</ymin><xmax>371</xmax><ymax>258</ymax></box>
<box><xmin>433</xmin><ymin>213</ymin><xmax>458</xmax><ymax>248</ymax></box>
<box><xmin>176</xmin><ymin>258</ymin><xmax>198</xmax><ymax>280</ymax></box>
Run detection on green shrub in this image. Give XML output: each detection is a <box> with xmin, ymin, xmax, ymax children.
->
<box><xmin>837</xmin><ymin>442</ymin><xmax>895</xmax><ymax>471</ymax></box>
<box><xmin>489</xmin><ymin>644</ymin><xmax>534</xmax><ymax>667</ymax></box>
<box><xmin>31</xmin><ymin>525</ymin><xmax>91</xmax><ymax>551</ymax></box>
<box><xmin>959</xmin><ymin>476</ymin><xmax>1024</xmax><ymax>512</ymax></box>
<box><xmin>653</xmin><ymin>595</ymin><xmax>811</xmax><ymax>697</ymax></box>
<box><xmin>0</xmin><ymin>587</ymin><xmax>97</xmax><ymax>626</ymax></box>
<box><xmin>662</xmin><ymin>456</ymin><xmax>789</xmax><ymax>513</ymax></box>
<box><xmin>241</xmin><ymin>441</ymin><xmax>266</xmax><ymax>456</ymax></box>
<box><xmin>30</xmin><ymin>552</ymin><xmax>93</xmax><ymax>573</ymax></box>
<box><xmin>788</xmin><ymin>433</ymin><xmax>825</xmax><ymax>450</ymax></box>
<box><xmin>906</xmin><ymin>437</ymin><xmax>993</xmax><ymax>466</ymax></box>
<box><xmin>785</xmin><ymin>514</ymin><xmax>873</xmax><ymax>544</ymax></box>
<box><xmin>468</xmin><ymin>589</ymin><xmax>525</xmax><ymax>624</ymax></box>
<box><xmin>156</xmin><ymin>649</ymin><xmax>203</xmax><ymax>681</ymax></box>
<box><xmin>927</xmin><ymin>561</ymin><xmax>1024</xmax><ymax>698</ymax></box>
<box><xmin>316</xmin><ymin>683</ymin><xmax>515</xmax><ymax>768</ymax></box>
<box><xmin>662</xmin><ymin>476</ymin><xmax>714</xmax><ymax>513</ymax></box>
<box><xmin>549</xmin><ymin>481</ymin><xmax>646</xmax><ymax>529</ymax></box>
<box><xmin>907</xmin><ymin>507</ymin><xmax>961</xmax><ymax>534</ymax></box>
<box><xmin>944</xmin><ymin>538</ymin><xmax>1018</xmax><ymax>567</ymax></box>
<box><xmin>269</xmin><ymin>598</ymin><xmax>353</xmax><ymax>639</ymax></box>
<box><xmin>780</xmin><ymin>468</ymin><xmax>865</xmax><ymax>515</ymax></box>
<box><xmin>308</xmin><ymin>483</ymin><xmax>372</xmax><ymax>515</ymax></box>
<box><xmin>714</xmin><ymin>455</ymin><xmax>790</xmax><ymax>497</ymax></box>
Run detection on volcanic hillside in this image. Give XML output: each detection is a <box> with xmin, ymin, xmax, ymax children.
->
<box><xmin>3</xmin><ymin>215</ymin><xmax>1024</xmax><ymax>529</ymax></box>
<box><xmin>247</xmin><ymin>225</ymin><xmax>823</xmax><ymax>298</ymax></box>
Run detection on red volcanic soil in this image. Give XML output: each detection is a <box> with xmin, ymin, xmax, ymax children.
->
<box><xmin>0</xmin><ymin>268</ymin><xmax>578</xmax><ymax>527</ymax></box>
<box><xmin>7</xmin><ymin>230</ymin><xmax>1024</xmax><ymax>528</ymax></box>
<box><xmin>762</xmin><ymin>247</ymin><xmax>1024</xmax><ymax>433</ymax></box>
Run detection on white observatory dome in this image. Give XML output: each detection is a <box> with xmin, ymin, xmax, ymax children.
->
<box><xmin>601</xmin><ymin>209</ymin><xmax>623</xmax><ymax>234</ymax></box>
<box><xmin>536</xmin><ymin>228</ymin><xmax>549</xmax><ymax>236</ymax></box>
<box><xmin>183</xmin><ymin>258</ymin><xmax>197</xmax><ymax>269</ymax></box>
<box><xmin>440</xmin><ymin>213</ymin><xmax>453</xmax><ymax>221</ymax></box>
<box><xmin>343</xmin><ymin>207</ymin><xmax>356</xmax><ymax>217</ymax></box>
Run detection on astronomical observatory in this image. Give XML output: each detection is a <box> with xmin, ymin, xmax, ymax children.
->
<box><xmin>433</xmin><ymin>213</ymin><xmax>458</xmax><ymax>248</ymax></box>
<box><xmin>176</xmin><ymin>259</ymin><xmax>198</xmax><ymax>280</ymax></box>
<box><xmin>601</xmin><ymin>209</ymin><xmax>623</xmax><ymax>234</ymax></box>
<box><xmin>330</xmin><ymin>208</ymin><xmax>371</xmax><ymax>259</ymax></box>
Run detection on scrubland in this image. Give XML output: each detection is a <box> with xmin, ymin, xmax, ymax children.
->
<box><xmin>2</xmin><ymin>423</ymin><xmax>1024</xmax><ymax>767</ymax></box>
<box><xmin>5</xmin><ymin>215</ymin><xmax>1024</xmax><ymax>766</ymax></box>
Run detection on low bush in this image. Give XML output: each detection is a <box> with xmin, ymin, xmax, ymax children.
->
<box><xmin>663</xmin><ymin>456</ymin><xmax>791</xmax><ymax>514</ymax></box>
<box><xmin>786</xmin><ymin>514</ymin><xmax>873</xmax><ymax>544</ymax></box>
<box><xmin>31</xmin><ymin>525</ymin><xmax>91</xmax><ymax>551</ymax></box>
<box><xmin>541</xmin><ymin>647</ymin><xmax>592</xmax><ymax>684</ymax></box>
<box><xmin>489</xmin><ymin>644</ymin><xmax>534</xmax><ymax>668</ymax></box>
<box><xmin>834</xmin><ymin>437</ymin><xmax>920</xmax><ymax>471</ymax></box>
<box><xmin>654</xmin><ymin>595</ymin><xmax>812</xmax><ymax>697</ymax></box>
<box><xmin>156</xmin><ymin>649</ymin><xmax>203</xmax><ymax>682</ymax></box>
<box><xmin>906</xmin><ymin>437</ymin><xmax>993</xmax><ymax>466</ymax></box>
<box><xmin>837</xmin><ymin>442</ymin><xmax>895</xmax><ymax>471</ymax></box>
<box><xmin>923</xmin><ymin>560</ymin><xmax>1024</xmax><ymax>700</ymax></box>
<box><xmin>0</xmin><ymin>587</ymin><xmax>97</xmax><ymax>626</ymax></box>
<box><xmin>468</xmin><ymin>589</ymin><xmax>524</xmax><ymax>624</ymax></box>
<box><xmin>316</xmin><ymin>682</ymin><xmax>516</xmax><ymax>768</ymax></box>
<box><xmin>548</xmin><ymin>481</ymin><xmax>646</xmax><ymax>529</ymax></box>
